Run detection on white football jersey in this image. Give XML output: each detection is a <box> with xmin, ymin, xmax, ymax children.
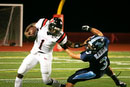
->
<box><xmin>30</xmin><ymin>18</ymin><xmax>67</xmax><ymax>54</ymax></box>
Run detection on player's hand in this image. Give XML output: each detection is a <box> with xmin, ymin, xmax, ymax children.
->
<box><xmin>82</xmin><ymin>25</ymin><xmax>92</xmax><ymax>32</ymax></box>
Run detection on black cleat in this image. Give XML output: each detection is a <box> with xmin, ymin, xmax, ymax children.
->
<box><xmin>117</xmin><ymin>81</ymin><xmax>127</xmax><ymax>87</ymax></box>
<box><xmin>60</xmin><ymin>84</ymin><xmax>66</xmax><ymax>87</ymax></box>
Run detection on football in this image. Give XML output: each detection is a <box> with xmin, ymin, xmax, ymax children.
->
<box><xmin>29</xmin><ymin>26</ymin><xmax>37</xmax><ymax>35</ymax></box>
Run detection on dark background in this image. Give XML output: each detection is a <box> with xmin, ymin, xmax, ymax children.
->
<box><xmin>0</xmin><ymin>0</ymin><xmax>129</xmax><ymax>33</ymax></box>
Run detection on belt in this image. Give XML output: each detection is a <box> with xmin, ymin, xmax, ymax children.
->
<box><xmin>38</xmin><ymin>51</ymin><xmax>45</xmax><ymax>54</ymax></box>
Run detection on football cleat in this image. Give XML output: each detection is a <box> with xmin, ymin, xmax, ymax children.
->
<box><xmin>117</xmin><ymin>81</ymin><xmax>127</xmax><ymax>87</ymax></box>
<box><xmin>60</xmin><ymin>84</ymin><xmax>66</xmax><ymax>87</ymax></box>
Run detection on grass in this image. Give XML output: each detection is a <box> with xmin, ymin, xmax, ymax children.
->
<box><xmin>0</xmin><ymin>51</ymin><xmax>130</xmax><ymax>87</ymax></box>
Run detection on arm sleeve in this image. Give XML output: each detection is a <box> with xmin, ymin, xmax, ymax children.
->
<box><xmin>59</xmin><ymin>36</ymin><xmax>67</xmax><ymax>45</ymax></box>
<box><xmin>80</xmin><ymin>51</ymin><xmax>94</xmax><ymax>62</ymax></box>
<box><xmin>104</xmin><ymin>37</ymin><xmax>110</xmax><ymax>48</ymax></box>
<box><xmin>57</xmin><ymin>33</ymin><xmax>68</xmax><ymax>45</ymax></box>
<box><xmin>35</xmin><ymin>18</ymin><xmax>45</xmax><ymax>30</ymax></box>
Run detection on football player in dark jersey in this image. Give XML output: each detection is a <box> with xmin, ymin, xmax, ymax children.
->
<box><xmin>63</xmin><ymin>25</ymin><xmax>127</xmax><ymax>87</ymax></box>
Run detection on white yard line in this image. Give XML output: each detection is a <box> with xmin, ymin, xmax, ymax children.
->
<box><xmin>111</xmin><ymin>61</ymin><xmax>130</xmax><ymax>65</ymax></box>
<box><xmin>0</xmin><ymin>55</ymin><xmax>130</xmax><ymax>59</ymax></box>
<box><xmin>0</xmin><ymin>67</ymin><xmax>130</xmax><ymax>71</ymax></box>
<box><xmin>0</xmin><ymin>76</ymin><xmax>130</xmax><ymax>81</ymax></box>
<box><xmin>0</xmin><ymin>61</ymin><xmax>130</xmax><ymax>64</ymax></box>
<box><xmin>108</xmin><ymin>55</ymin><xmax>130</xmax><ymax>58</ymax></box>
<box><xmin>0</xmin><ymin>57</ymin><xmax>25</xmax><ymax>59</ymax></box>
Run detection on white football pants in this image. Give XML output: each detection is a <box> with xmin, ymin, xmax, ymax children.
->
<box><xmin>15</xmin><ymin>52</ymin><xmax>53</xmax><ymax>87</ymax></box>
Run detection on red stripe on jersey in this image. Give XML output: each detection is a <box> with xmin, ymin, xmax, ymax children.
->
<box><xmin>57</xmin><ymin>33</ymin><xmax>66</xmax><ymax>43</ymax></box>
<box><xmin>40</xmin><ymin>19</ymin><xmax>48</xmax><ymax>29</ymax></box>
<box><xmin>43</xmin><ymin>19</ymin><xmax>48</xmax><ymax>26</ymax></box>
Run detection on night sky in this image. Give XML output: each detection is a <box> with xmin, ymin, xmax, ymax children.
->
<box><xmin>0</xmin><ymin>0</ymin><xmax>129</xmax><ymax>33</ymax></box>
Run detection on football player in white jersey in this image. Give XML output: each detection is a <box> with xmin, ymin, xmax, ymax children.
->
<box><xmin>15</xmin><ymin>17</ymin><xmax>84</xmax><ymax>87</ymax></box>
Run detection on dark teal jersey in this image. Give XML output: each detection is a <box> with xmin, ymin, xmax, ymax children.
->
<box><xmin>80</xmin><ymin>36</ymin><xmax>110</xmax><ymax>73</ymax></box>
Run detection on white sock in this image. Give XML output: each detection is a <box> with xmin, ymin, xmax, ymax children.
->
<box><xmin>14</xmin><ymin>77</ymin><xmax>22</xmax><ymax>87</ymax></box>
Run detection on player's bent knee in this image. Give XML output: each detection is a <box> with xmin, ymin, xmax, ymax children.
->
<box><xmin>17</xmin><ymin>73</ymin><xmax>24</xmax><ymax>78</ymax></box>
<box><xmin>67</xmin><ymin>76</ymin><xmax>77</xmax><ymax>85</ymax></box>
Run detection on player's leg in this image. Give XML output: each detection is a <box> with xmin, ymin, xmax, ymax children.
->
<box><xmin>106</xmin><ymin>66</ymin><xmax>127</xmax><ymax>87</ymax></box>
<box><xmin>37</xmin><ymin>53</ymin><xmax>65</xmax><ymax>87</ymax></box>
<box><xmin>15</xmin><ymin>54</ymin><xmax>38</xmax><ymax>87</ymax></box>
<box><xmin>37</xmin><ymin>53</ymin><xmax>52</xmax><ymax>84</ymax></box>
<box><xmin>65</xmin><ymin>83</ymin><xmax>74</xmax><ymax>87</ymax></box>
<box><xmin>66</xmin><ymin>68</ymin><xmax>96</xmax><ymax>87</ymax></box>
<box><xmin>15</xmin><ymin>74</ymin><xmax>23</xmax><ymax>87</ymax></box>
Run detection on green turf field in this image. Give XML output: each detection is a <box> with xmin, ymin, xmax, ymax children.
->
<box><xmin>0</xmin><ymin>51</ymin><xmax>130</xmax><ymax>87</ymax></box>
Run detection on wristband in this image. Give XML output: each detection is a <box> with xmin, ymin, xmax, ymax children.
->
<box><xmin>74</xmin><ymin>43</ymin><xmax>81</xmax><ymax>48</ymax></box>
<box><xmin>88</xmin><ymin>27</ymin><xmax>92</xmax><ymax>32</ymax></box>
<box><xmin>60</xmin><ymin>44</ymin><xmax>68</xmax><ymax>49</ymax></box>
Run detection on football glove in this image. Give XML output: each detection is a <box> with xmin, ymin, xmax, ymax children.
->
<box><xmin>82</xmin><ymin>25</ymin><xmax>92</xmax><ymax>32</ymax></box>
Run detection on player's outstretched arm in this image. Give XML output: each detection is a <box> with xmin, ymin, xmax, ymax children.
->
<box><xmin>65</xmin><ymin>49</ymin><xmax>80</xmax><ymax>60</ymax></box>
<box><xmin>66</xmin><ymin>40</ymin><xmax>84</xmax><ymax>48</ymax></box>
<box><xmin>91</xmin><ymin>28</ymin><xmax>104</xmax><ymax>36</ymax></box>
<box><xmin>60</xmin><ymin>40</ymin><xmax>84</xmax><ymax>50</ymax></box>
<box><xmin>82</xmin><ymin>25</ymin><xmax>104</xmax><ymax>36</ymax></box>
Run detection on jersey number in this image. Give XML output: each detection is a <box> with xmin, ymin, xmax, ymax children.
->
<box><xmin>39</xmin><ymin>40</ymin><xmax>44</xmax><ymax>50</ymax></box>
<box><xmin>99</xmin><ymin>56</ymin><xmax>108</xmax><ymax>70</ymax></box>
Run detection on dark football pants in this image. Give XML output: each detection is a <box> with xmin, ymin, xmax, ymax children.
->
<box><xmin>67</xmin><ymin>68</ymin><xmax>97</xmax><ymax>84</ymax></box>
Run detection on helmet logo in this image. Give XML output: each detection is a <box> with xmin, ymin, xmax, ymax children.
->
<box><xmin>86</xmin><ymin>36</ymin><xmax>105</xmax><ymax>51</ymax></box>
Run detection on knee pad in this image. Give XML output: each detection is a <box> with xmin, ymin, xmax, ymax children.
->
<box><xmin>17</xmin><ymin>74</ymin><xmax>24</xmax><ymax>78</ymax></box>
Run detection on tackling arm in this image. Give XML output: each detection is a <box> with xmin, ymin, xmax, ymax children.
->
<box><xmin>60</xmin><ymin>40</ymin><xmax>84</xmax><ymax>50</ymax></box>
<box><xmin>66</xmin><ymin>27</ymin><xmax>104</xmax><ymax>47</ymax></box>
<box><xmin>66</xmin><ymin>40</ymin><xmax>84</xmax><ymax>48</ymax></box>
<box><xmin>61</xmin><ymin>25</ymin><xmax>103</xmax><ymax>49</ymax></box>
<box><xmin>65</xmin><ymin>49</ymin><xmax>80</xmax><ymax>60</ymax></box>
<box><xmin>82</xmin><ymin>25</ymin><xmax>104</xmax><ymax>36</ymax></box>
<box><xmin>90</xmin><ymin>28</ymin><xmax>104</xmax><ymax>36</ymax></box>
